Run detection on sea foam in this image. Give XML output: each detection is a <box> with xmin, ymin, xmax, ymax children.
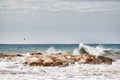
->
<box><xmin>0</xmin><ymin>60</ymin><xmax>120</xmax><ymax>80</ymax></box>
<box><xmin>46</xmin><ymin>47</ymin><xmax>66</xmax><ymax>54</ymax></box>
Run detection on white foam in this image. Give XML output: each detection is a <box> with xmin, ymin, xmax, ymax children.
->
<box><xmin>78</xmin><ymin>43</ymin><xmax>109</xmax><ymax>56</ymax></box>
<box><xmin>73</xmin><ymin>48</ymin><xmax>80</xmax><ymax>55</ymax></box>
<box><xmin>46</xmin><ymin>47</ymin><xmax>57</xmax><ymax>54</ymax></box>
<box><xmin>46</xmin><ymin>47</ymin><xmax>66</xmax><ymax>54</ymax></box>
<box><xmin>0</xmin><ymin>59</ymin><xmax>120</xmax><ymax>80</ymax></box>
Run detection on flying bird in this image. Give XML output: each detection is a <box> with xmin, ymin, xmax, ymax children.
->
<box><xmin>24</xmin><ymin>38</ymin><xmax>26</xmax><ymax>41</ymax></box>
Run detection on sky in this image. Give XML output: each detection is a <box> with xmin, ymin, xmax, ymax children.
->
<box><xmin>0</xmin><ymin>0</ymin><xmax>120</xmax><ymax>44</ymax></box>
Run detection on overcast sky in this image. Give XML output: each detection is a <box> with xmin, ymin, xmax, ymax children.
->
<box><xmin>0</xmin><ymin>0</ymin><xmax>120</xmax><ymax>44</ymax></box>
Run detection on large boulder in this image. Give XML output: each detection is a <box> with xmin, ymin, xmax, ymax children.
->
<box><xmin>79</xmin><ymin>47</ymin><xmax>88</xmax><ymax>54</ymax></box>
<box><xmin>29</xmin><ymin>61</ymin><xmax>43</xmax><ymax>66</ymax></box>
<box><xmin>78</xmin><ymin>54</ymin><xmax>114</xmax><ymax>64</ymax></box>
<box><xmin>0</xmin><ymin>53</ymin><xmax>6</xmax><ymax>58</ymax></box>
<box><xmin>79</xmin><ymin>54</ymin><xmax>95</xmax><ymax>63</ymax></box>
<box><xmin>64</xmin><ymin>55</ymin><xmax>79</xmax><ymax>62</ymax></box>
<box><xmin>30</xmin><ymin>52</ymin><xmax>43</xmax><ymax>55</ymax></box>
<box><xmin>52</xmin><ymin>61</ymin><xmax>63</xmax><ymax>66</ymax></box>
<box><xmin>97</xmin><ymin>56</ymin><xmax>114</xmax><ymax>64</ymax></box>
<box><xmin>55</xmin><ymin>55</ymin><xmax>67</xmax><ymax>62</ymax></box>
<box><xmin>24</xmin><ymin>57</ymin><xmax>43</xmax><ymax>66</ymax></box>
<box><xmin>42</xmin><ymin>58</ymin><xmax>53</xmax><ymax>66</ymax></box>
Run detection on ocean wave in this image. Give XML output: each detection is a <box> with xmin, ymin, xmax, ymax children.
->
<box><xmin>33</xmin><ymin>44</ymin><xmax>120</xmax><ymax>60</ymax></box>
<box><xmin>0</xmin><ymin>44</ymin><xmax>120</xmax><ymax>60</ymax></box>
<box><xmin>46</xmin><ymin>47</ymin><xmax>67</xmax><ymax>54</ymax></box>
<box><xmin>72</xmin><ymin>43</ymin><xmax>120</xmax><ymax>60</ymax></box>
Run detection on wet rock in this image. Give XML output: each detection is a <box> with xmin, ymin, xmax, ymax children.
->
<box><xmin>78</xmin><ymin>54</ymin><xmax>113</xmax><ymax>65</ymax></box>
<box><xmin>97</xmin><ymin>56</ymin><xmax>114</xmax><ymax>64</ymax></box>
<box><xmin>30</xmin><ymin>52</ymin><xmax>43</xmax><ymax>55</ymax></box>
<box><xmin>91</xmin><ymin>58</ymin><xmax>103</xmax><ymax>64</ymax></box>
<box><xmin>24</xmin><ymin>57</ymin><xmax>43</xmax><ymax>66</ymax></box>
<box><xmin>0</xmin><ymin>53</ymin><xmax>6</xmax><ymax>58</ymax></box>
<box><xmin>55</xmin><ymin>56</ymin><xmax>67</xmax><ymax>62</ymax></box>
<box><xmin>58</xmin><ymin>52</ymin><xmax>63</xmax><ymax>55</ymax></box>
<box><xmin>29</xmin><ymin>61</ymin><xmax>43</xmax><ymax>66</ymax></box>
<box><xmin>79</xmin><ymin>47</ymin><xmax>88</xmax><ymax>54</ymax></box>
<box><xmin>72</xmin><ymin>55</ymin><xmax>83</xmax><ymax>62</ymax></box>
<box><xmin>43</xmin><ymin>58</ymin><xmax>53</xmax><ymax>66</ymax></box>
<box><xmin>65</xmin><ymin>55</ymin><xmax>78</xmax><ymax>62</ymax></box>
<box><xmin>65</xmin><ymin>55</ymin><xmax>72</xmax><ymax>59</ymax></box>
<box><xmin>23</xmin><ymin>54</ymin><xmax>114</xmax><ymax>67</ymax></box>
<box><xmin>8</xmin><ymin>54</ymin><xmax>22</xmax><ymax>57</ymax></box>
<box><xmin>52</xmin><ymin>61</ymin><xmax>63</xmax><ymax>66</ymax></box>
<box><xmin>0</xmin><ymin>53</ymin><xmax>22</xmax><ymax>58</ymax></box>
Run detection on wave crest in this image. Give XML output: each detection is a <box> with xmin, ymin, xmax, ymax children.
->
<box><xmin>46</xmin><ymin>47</ymin><xmax>66</xmax><ymax>54</ymax></box>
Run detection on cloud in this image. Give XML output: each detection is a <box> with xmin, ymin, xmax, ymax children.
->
<box><xmin>0</xmin><ymin>0</ymin><xmax>120</xmax><ymax>14</ymax></box>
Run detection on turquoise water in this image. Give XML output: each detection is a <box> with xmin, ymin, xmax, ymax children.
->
<box><xmin>0</xmin><ymin>44</ymin><xmax>78</xmax><ymax>53</ymax></box>
<box><xmin>0</xmin><ymin>44</ymin><xmax>120</xmax><ymax>53</ymax></box>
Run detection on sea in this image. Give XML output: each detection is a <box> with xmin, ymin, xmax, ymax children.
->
<box><xmin>0</xmin><ymin>44</ymin><xmax>78</xmax><ymax>54</ymax></box>
<box><xmin>0</xmin><ymin>44</ymin><xmax>120</xmax><ymax>80</ymax></box>
<box><xmin>0</xmin><ymin>44</ymin><xmax>120</xmax><ymax>54</ymax></box>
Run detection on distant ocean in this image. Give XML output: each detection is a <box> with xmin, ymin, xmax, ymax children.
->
<box><xmin>0</xmin><ymin>44</ymin><xmax>120</xmax><ymax>54</ymax></box>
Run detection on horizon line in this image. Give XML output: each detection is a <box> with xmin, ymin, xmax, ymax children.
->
<box><xmin>0</xmin><ymin>43</ymin><xmax>120</xmax><ymax>45</ymax></box>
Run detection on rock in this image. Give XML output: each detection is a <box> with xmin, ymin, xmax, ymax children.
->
<box><xmin>29</xmin><ymin>61</ymin><xmax>43</xmax><ymax>66</ymax></box>
<box><xmin>78</xmin><ymin>54</ymin><xmax>113</xmax><ymax>64</ymax></box>
<box><xmin>8</xmin><ymin>54</ymin><xmax>22</xmax><ymax>57</ymax></box>
<box><xmin>0</xmin><ymin>53</ymin><xmax>22</xmax><ymax>58</ymax></box>
<box><xmin>0</xmin><ymin>53</ymin><xmax>6</xmax><ymax>58</ymax></box>
<box><xmin>66</xmin><ymin>60</ymin><xmax>75</xmax><ymax>64</ymax></box>
<box><xmin>79</xmin><ymin>58</ymin><xmax>87</xmax><ymax>63</ymax></box>
<box><xmin>43</xmin><ymin>58</ymin><xmax>53</xmax><ymax>66</ymax></box>
<box><xmin>30</xmin><ymin>52</ymin><xmax>43</xmax><ymax>55</ymax></box>
<box><xmin>72</xmin><ymin>55</ymin><xmax>83</xmax><ymax>62</ymax></box>
<box><xmin>55</xmin><ymin>56</ymin><xmax>67</xmax><ymax>62</ymax></box>
<box><xmin>97</xmin><ymin>56</ymin><xmax>114</xmax><ymax>64</ymax></box>
<box><xmin>65</xmin><ymin>55</ymin><xmax>72</xmax><ymax>59</ymax></box>
<box><xmin>58</xmin><ymin>52</ymin><xmax>62</xmax><ymax>55</ymax></box>
<box><xmin>65</xmin><ymin>55</ymin><xmax>78</xmax><ymax>62</ymax></box>
<box><xmin>91</xmin><ymin>58</ymin><xmax>103</xmax><ymax>64</ymax></box>
<box><xmin>79</xmin><ymin>47</ymin><xmax>88</xmax><ymax>54</ymax></box>
<box><xmin>52</xmin><ymin>61</ymin><xmax>63</xmax><ymax>66</ymax></box>
<box><xmin>24</xmin><ymin>57</ymin><xmax>43</xmax><ymax>66</ymax></box>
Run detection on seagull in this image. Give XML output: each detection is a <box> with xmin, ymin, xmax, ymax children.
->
<box><xmin>24</xmin><ymin>38</ymin><xmax>26</xmax><ymax>41</ymax></box>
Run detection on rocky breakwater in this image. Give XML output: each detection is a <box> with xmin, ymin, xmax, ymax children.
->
<box><xmin>0</xmin><ymin>53</ymin><xmax>23</xmax><ymax>62</ymax></box>
<box><xmin>0</xmin><ymin>53</ymin><xmax>114</xmax><ymax>66</ymax></box>
<box><xmin>23</xmin><ymin>53</ymin><xmax>114</xmax><ymax>67</ymax></box>
<box><xmin>0</xmin><ymin>53</ymin><xmax>22</xmax><ymax>58</ymax></box>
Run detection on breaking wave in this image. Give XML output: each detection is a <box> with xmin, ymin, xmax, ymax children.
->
<box><xmin>46</xmin><ymin>47</ymin><xmax>67</xmax><ymax>54</ymax></box>
<box><xmin>38</xmin><ymin>43</ymin><xmax>120</xmax><ymax>60</ymax></box>
<box><xmin>73</xmin><ymin>43</ymin><xmax>120</xmax><ymax>60</ymax></box>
